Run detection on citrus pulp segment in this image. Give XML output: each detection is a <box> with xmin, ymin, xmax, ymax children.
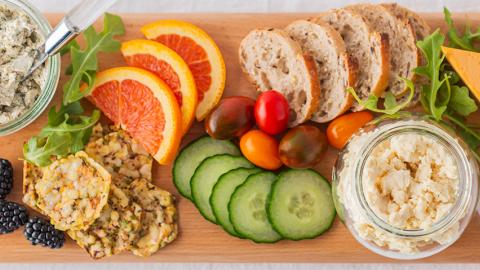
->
<box><xmin>87</xmin><ymin>67</ymin><xmax>182</xmax><ymax>165</ymax></box>
<box><xmin>121</xmin><ymin>39</ymin><xmax>197</xmax><ymax>134</ymax></box>
<box><xmin>141</xmin><ymin>20</ymin><xmax>226</xmax><ymax>120</ymax></box>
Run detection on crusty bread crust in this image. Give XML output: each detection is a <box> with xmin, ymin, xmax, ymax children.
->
<box><xmin>346</xmin><ymin>4</ymin><xmax>418</xmax><ymax>98</ymax></box>
<box><xmin>286</xmin><ymin>19</ymin><xmax>357</xmax><ymax>123</ymax></box>
<box><xmin>318</xmin><ymin>9</ymin><xmax>390</xmax><ymax>112</ymax></box>
<box><xmin>381</xmin><ymin>3</ymin><xmax>431</xmax><ymax>41</ymax></box>
<box><xmin>238</xmin><ymin>28</ymin><xmax>320</xmax><ymax>126</ymax></box>
<box><xmin>382</xmin><ymin>3</ymin><xmax>431</xmax><ymax>108</ymax></box>
<box><xmin>303</xmin><ymin>54</ymin><xmax>321</xmax><ymax>122</ymax></box>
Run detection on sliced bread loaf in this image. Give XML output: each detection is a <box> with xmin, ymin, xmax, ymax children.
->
<box><xmin>285</xmin><ymin>20</ymin><xmax>357</xmax><ymax>123</ymax></box>
<box><xmin>345</xmin><ymin>4</ymin><xmax>419</xmax><ymax>99</ymax></box>
<box><xmin>381</xmin><ymin>3</ymin><xmax>431</xmax><ymax>41</ymax></box>
<box><xmin>238</xmin><ymin>28</ymin><xmax>320</xmax><ymax>126</ymax></box>
<box><xmin>316</xmin><ymin>9</ymin><xmax>390</xmax><ymax>111</ymax></box>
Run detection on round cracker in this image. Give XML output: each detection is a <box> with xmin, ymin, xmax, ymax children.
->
<box><xmin>128</xmin><ymin>178</ymin><xmax>178</xmax><ymax>257</ymax></box>
<box><xmin>35</xmin><ymin>151</ymin><xmax>111</xmax><ymax>231</ymax></box>
<box><xmin>86</xmin><ymin>124</ymin><xmax>153</xmax><ymax>189</ymax></box>
<box><xmin>68</xmin><ymin>185</ymin><xmax>142</xmax><ymax>259</ymax></box>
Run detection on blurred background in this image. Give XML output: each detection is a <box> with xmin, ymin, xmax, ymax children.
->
<box><xmin>32</xmin><ymin>0</ymin><xmax>480</xmax><ymax>13</ymax></box>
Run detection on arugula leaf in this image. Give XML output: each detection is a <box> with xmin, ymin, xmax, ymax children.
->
<box><xmin>444</xmin><ymin>7</ymin><xmax>480</xmax><ymax>51</ymax></box>
<box><xmin>346</xmin><ymin>78</ymin><xmax>415</xmax><ymax>115</ymax></box>
<box><xmin>40</xmin><ymin>110</ymin><xmax>100</xmax><ymax>137</ymax></box>
<box><xmin>59</xmin><ymin>40</ymin><xmax>80</xmax><ymax>56</ymax></box>
<box><xmin>23</xmin><ymin>13</ymin><xmax>124</xmax><ymax>167</ymax></box>
<box><xmin>23</xmin><ymin>105</ymin><xmax>100</xmax><ymax>166</ymax></box>
<box><xmin>62</xmin><ymin>13</ymin><xmax>125</xmax><ymax>105</ymax></box>
<box><xmin>448</xmin><ymin>85</ymin><xmax>478</xmax><ymax>116</ymax></box>
<box><xmin>414</xmin><ymin>30</ymin><xmax>448</xmax><ymax>120</ymax></box>
<box><xmin>23</xmin><ymin>133</ymin><xmax>72</xmax><ymax>167</ymax></box>
<box><xmin>415</xmin><ymin>15</ymin><xmax>480</xmax><ymax>161</ymax></box>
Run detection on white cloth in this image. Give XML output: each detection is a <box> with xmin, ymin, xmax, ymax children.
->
<box><xmin>7</xmin><ymin>1</ymin><xmax>480</xmax><ymax>270</ymax></box>
<box><xmin>29</xmin><ymin>0</ymin><xmax>480</xmax><ymax>12</ymax></box>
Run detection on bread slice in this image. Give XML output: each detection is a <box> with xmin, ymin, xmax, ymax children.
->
<box><xmin>382</xmin><ymin>3</ymin><xmax>431</xmax><ymax>108</ymax></box>
<box><xmin>316</xmin><ymin>9</ymin><xmax>390</xmax><ymax>111</ymax></box>
<box><xmin>381</xmin><ymin>3</ymin><xmax>431</xmax><ymax>41</ymax></box>
<box><xmin>239</xmin><ymin>28</ymin><xmax>320</xmax><ymax>126</ymax></box>
<box><xmin>285</xmin><ymin>20</ymin><xmax>357</xmax><ymax>123</ymax></box>
<box><xmin>345</xmin><ymin>4</ymin><xmax>418</xmax><ymax>99</ymax></box>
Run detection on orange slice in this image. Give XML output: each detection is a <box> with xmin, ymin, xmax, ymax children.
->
<box><xmin>141</xmin><ymin>20</ymin><xmax>226</xmax><ymax>120</ymax></box>
<box><xmin>442</xmin><ymin>46</ymin><xmax>480</xmax><ymax>101</ymax></box>
<box><xmin>87</xmin><ymin>67</ymin><xmax>182</xmax><ymax>164</ymax></box>
<box><xmin>121</xmin><ymin>39</ymin><xmax>197</xmax><ymax>134</ymax></box>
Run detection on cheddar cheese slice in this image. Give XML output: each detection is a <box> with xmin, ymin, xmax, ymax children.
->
<box><xmin>442</xmin><ymin>46</ymin><xmax>480</xmax><ymax>101</ymax></box>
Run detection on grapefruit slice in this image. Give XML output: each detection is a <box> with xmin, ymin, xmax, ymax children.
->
<box><xmin>121</xmin><ymin>39</ymin><xmax>197</xmax><ymax>134</ymax></box>
<box><xmin>87</xmin><ymin>67</ymin><xmax>182</xmax><ymax>164</ymax></box>
<box><xmin>442</xmin><ymin>46</ymin><xmax>480</xmax><ymax>102</ymax></box>
<box><xmin>141</xmin><ymin>20</ymin><xmax>226</xmax><ymax>120</ymax></box>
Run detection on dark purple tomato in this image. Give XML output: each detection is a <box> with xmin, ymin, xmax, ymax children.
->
<box><xmin>279</xmin><ymin>125</ymin><xmax>328</xmax><ymax>169</ymax></box>
<box><xmin>205</xmin><ymin>96</ymin><xmax>256</xmax><ymax>140</ymax></box>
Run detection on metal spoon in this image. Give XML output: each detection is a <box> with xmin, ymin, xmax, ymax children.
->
<box><xmin>21</xmin><ymin>0</ymin><xmax>119</xmax><ymax>81</ymax></box>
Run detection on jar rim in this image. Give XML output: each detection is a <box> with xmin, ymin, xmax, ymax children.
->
<box><xmin>353</xmin><ymin>117</ymin><xmax>476</xmax><ymax>237</ymax></box>
<box><xmin>0</xmin><ymin>0</ymin><xmax>61</xmax><ymax>136</ymax></box>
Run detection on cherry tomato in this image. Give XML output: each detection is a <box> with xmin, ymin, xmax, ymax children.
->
<box><xmin>205</xmin><ymin>96</ymin><xmax>256</xmax><ymax>140</ymax></box>
<box><xmin>279</xmin><ymin>125</ymin><xmax>327</xmax><ymax>169</ymax></box>
<box><xmin>326</xmin><ymin>111</ymin><xmax>374</xmax><ymax>149</ymax></box>
<box><xmin>254</xmin><ymin>90</ymin><xmax>290</xmax><ymax>135</ymax></box>
<box><xmin>240</xmin><ymin>130</ymin><xmax>283</xmax><ymax>170</ymax></box>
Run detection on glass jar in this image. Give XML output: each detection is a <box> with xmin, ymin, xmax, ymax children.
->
<box><xmin>332</xmin><ymin>114</ymin><xmax>479</xmax><ymax>260</ymax></box>
<box><xmin>0</xmin><ymin>0</ymin><xmax>61</xmax><ymax>136</ymax></box>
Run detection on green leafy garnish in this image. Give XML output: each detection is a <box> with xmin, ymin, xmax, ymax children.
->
<box><xmin>415</xmin><ymin>30</ymin><xmax>448</xmax><ymax>120</ymax></box>
<box><xmin>448</xmin><ymin>85</ymin><xmax>478</xmax><ymax>116</ymax></box>
<box><xmin>347</xmin><ymin>77</ymin><xmax>415</xmax><ymax>115</ymax></box>
<box><xmin>62</xmin><ymin>13</ymin><xmax>125</xmax><ymax>105</ymax></box>
<box><xmin>23</xmin><ymin>14</ymin><xmax>125</xmax><ymax>167</ymax></box>
<box><xmin>444</xmin><ymin>7</ymin><xmax>480</xmax><ymax>51</ymax></box>
<box><xmin>411</xmin><ymin>9</ymin><xmax>480</xmax><ymax>160</ymax></box>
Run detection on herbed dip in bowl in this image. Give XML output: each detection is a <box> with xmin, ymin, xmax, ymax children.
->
<box><xmin>0</xmin><ymin>0</ymin><xmax>60</xmax><ymax>135</ymax></box>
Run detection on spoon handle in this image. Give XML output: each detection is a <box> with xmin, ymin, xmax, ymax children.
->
<box><xmin>66</xmin><ymin>0</ymin><xmax>119</xmax><ymax>32</ymax></box>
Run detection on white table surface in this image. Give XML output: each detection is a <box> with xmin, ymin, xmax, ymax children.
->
<box><xmin>4</xmin><ymin>0</ymin><xmax>480</xmax><ymax>269</ymax></box>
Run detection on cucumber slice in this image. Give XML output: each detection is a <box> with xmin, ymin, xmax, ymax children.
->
<box><xmin>210</xmin><ymin>167</ymin><xmax>262</xmax><ymax>237</ymax></box>
<box><xmin>267</xmin><ymin>169</ymin><xmax>336</xmax><ymax>240</ymax></box>
<box><xmin>229</xmin><ymin>172</ymin><xmax>282</xmax><ymax>243</ymax></box>
<box><xmin>191</xmin><ymin>154</ymin><xmax>253</xmax><ymax>223</ymax></box>
<box><xmin>173</xmin><ymin>136</ymin><xmax>240</xmax><ymax>199</ymax></box>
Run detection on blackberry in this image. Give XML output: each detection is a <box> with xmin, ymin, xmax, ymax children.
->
<box><xmin>0</xmin><ymin>159</ymin><xmax>13</xmax><ymax>199</ymax></box>
<box><xmin>0</xmin><ymin>200</ymin><xmax>28</xmax><ymax>234</ymax></box>
<box><xmin>24</xmin><ymin>217</ymin><xmax>65</xmax><ymax>249</ymax></box>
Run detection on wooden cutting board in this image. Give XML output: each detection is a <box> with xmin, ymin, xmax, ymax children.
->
<box><xmin>1</xmin><ymin>12</ymin><xmax>480</xmax><ymax>263</ymax></box>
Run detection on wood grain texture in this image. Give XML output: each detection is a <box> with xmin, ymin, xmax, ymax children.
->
<box><xmin>1</xmin><ymin>13</ymin><xmax>480</xmax><ymax>263</ymax></box>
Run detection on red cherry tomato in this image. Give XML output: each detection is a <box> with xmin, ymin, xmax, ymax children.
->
<box><xmin>254</xmin><ymin>90</ymin><xmax>289</xmax><ymax>135</ymax></box>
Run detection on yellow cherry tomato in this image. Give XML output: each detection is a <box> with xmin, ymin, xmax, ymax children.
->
<box><xmin>240</xmin><ymin>130</ymin><xmax>283</xmax><ymax>170</ymax></box>
<box><xmin>327</xmin><ymin>111</ymin><xmax>374</xmax><ymax>149</ymax></box>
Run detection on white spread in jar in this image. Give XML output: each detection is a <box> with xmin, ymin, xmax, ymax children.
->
<box><xmin>0</xmin><ymin>4</ymin><xmax>46</xmax><ymax>124</ymax></box>
<box><xmin>362</xmin><ymin>133</ymin><xmax>459</xmax><ymax>230</ymax></box>
<box><xmin>337</xmin><ymin>121</ymin><xmax>463</xmax><ymax>254</ymax></box>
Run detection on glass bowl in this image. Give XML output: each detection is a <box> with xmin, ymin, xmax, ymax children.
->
<box><xmin>0</xmin><ymin>0</ymin><xmax>61</xmax><ymax>136</ymax></box>
<box><xmin>332</xmin><ymin>114</ymin><xmax>479</xmax><ymax>260</ymax></box>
